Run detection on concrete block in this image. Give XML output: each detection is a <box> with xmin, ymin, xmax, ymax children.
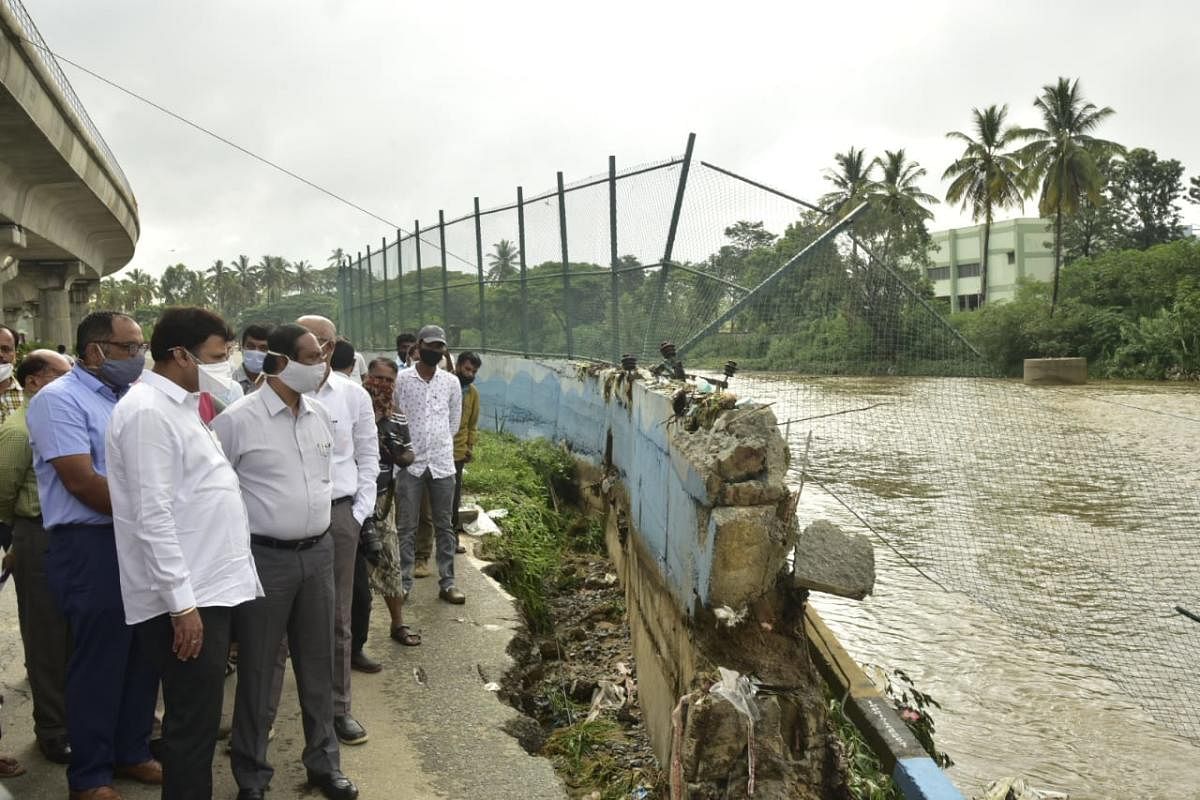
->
<box><xmin>793</xmin><ymin>520</ymin><xmax>875</xmax><ymax>600</ymax></box>
<box><xmin>706</xmin><ymin>505</ymin><xmax>791</xmax><ymax>608</ymax></box>
<box><xmin>1023</xmin><ymin>357</ymin><xmax>1087</xmax><ymax>385</ymax></box>
<box><xmin>715</xmin><ymin>441</ymin><xmax>766</xmax><ymax>482</ymax></box>
<box><xmin>892</xmin><ymin>757</ymin><xmax>967</xmax><ymax>800</ymax></box>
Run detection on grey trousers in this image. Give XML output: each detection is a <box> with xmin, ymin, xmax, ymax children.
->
<box><xmin>11</xmin><ymin>515</ymin><xmax>71</xmax><ymax>741</ymax></box>
<box><xmin>231</xmin><ymin>535</ymin><xmax>339</xmax><ymax>791</ymax></box>
<box><xmin>397</xmin><ymin>468</ymin><xmax>456</xmax><ymax>593</ymax></box>
<box><xmin>329</xmin><ymin>500</ymin><xmax>359</xmax><ymax>718</ymax></box>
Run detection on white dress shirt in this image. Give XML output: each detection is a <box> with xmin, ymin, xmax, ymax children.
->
<box><xmin>310</xmin><ymin>371</ymin><xmax>378</xmax><ymax>524</ymax></box>
<box><xmin>212</xmin><ymin>381</ymin><xmax>335</xmax><ymax>539</ymax></box>
<box><xmin>392</xmin><ymin>366</ymin><xmax>461</xmax><ymax>479</ymax></box>
<box><xmin>106</xmin><ymin>370</ymin><xmax>262</xmax><ymax>625</ymax></box>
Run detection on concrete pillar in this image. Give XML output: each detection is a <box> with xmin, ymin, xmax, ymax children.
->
<box><xmin>38</xmin><ymin>285</ymin><xmax>71</xmax><ymax>348</ymax></box>
<box><xmin>69</xmin><ymin>279</ymin><xmax>97</xmax><ymax>334</ymax></box>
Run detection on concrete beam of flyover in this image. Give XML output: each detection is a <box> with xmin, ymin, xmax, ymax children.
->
<box><xmin>0</xmin><ymin>0</ymin><xmax>138</xmax><ymax>276</ymax></box>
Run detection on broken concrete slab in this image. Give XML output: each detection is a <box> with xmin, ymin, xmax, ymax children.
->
<box><xmin>792</xmin><ymin>519</ymin><xmax>875</xmax><ymax>600</ymax></box>
<box><xmin>707</xmin><ymin>505</ymin><xmax>796</xmax><ymax>609</ymax></box>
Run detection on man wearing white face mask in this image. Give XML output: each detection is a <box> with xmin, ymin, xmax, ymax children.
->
<box><xmin>233</xmin><ymin>325</ymin><xmax>272</xmax><ymax>396</ymax></box>
<box><xmin>107</xmin><ymin>307</ymin><xmax>262</xmax><ymax>800</ymax></box>
<box><xmin>213</xmin><ymin>323</ymin><xmax>358</xmax><ymax>800</ymax></box>
<box><xmin>0</xmin><ymin>324</ymin><xmax>23</xmax><ymax>424</ymax></box>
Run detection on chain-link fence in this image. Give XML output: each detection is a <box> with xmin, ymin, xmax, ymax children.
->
<box><xmin>338</xmin><ymin>136</ymin><xmax>1200</xmax><ymax>752</ymax></box>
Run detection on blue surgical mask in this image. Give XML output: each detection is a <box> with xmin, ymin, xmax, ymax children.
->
<box><xmin>95</xmin><ymin>349</ymin><xmax>144</xmax><ymax>389</ymax></box>
<box><xmin>242</xmin><ymin>350</ymin><xmax>266</xmax><ymax>374</ymax></box>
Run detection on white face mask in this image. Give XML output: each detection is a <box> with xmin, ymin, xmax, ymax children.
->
<box><xmin>197</xmin><ymin>361</ymin><xmax>240</xmax><ymax>405</ymax></box>
<box><xmin>268</xmin><ymin>352</ymin><xmax>327</xmax><ymax>395</ymax></box>
<box><xmin>0</xmin><ymin>363</ymin><xmax>12</xmax><ymax>384</ymax></box>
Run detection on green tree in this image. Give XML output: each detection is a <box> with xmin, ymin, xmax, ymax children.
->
<box><xmin>942</xmin><ymin>104</ymin><xmax>1026</xmax><ymax>305</ymax></box>
<box><xmin>232</xmin><ymin>254</ymin><xmax>257</xmax><ymax>308</ymax></box>
<box><xmin>820</xmin><ymin>147</ymin><xmax>875</xmax><ymax>220</ymax></box>
<box><xmin>207</xmin><ymin>259</ymin><xmax>237</xmax><ymax>315</ymax></box>
<box><xmin>122</xmin><ymin>268</ymin><xmax>157</xmax><ymax>308</ymax></box>
<box><xmin>1015</xmin><ymin>77</ymin><xmax>1123</xmax><ymax>313</ymax></box>
<box><xmin>180</xmin><ymin>269</ymin><xmax>208</xmax><ymax>306</ymax></box>
<box><xmin>158</xmin><ymin>264</ymin><xmax>193</xmax><ymax>305</ymax></box>
<box><xmin>1187</xmin><ymin>175</ymin><xmax>1200</xmax><ymax>205</ymax></box>
<box><xmin>255</xmin><ymin>255</ymin><xmax>291</xmax><ymax>304</ymax></box>
<box><xmin>1108</xmin><ymin>148</ymin><xmax>1185</xmax><ymax>250</ymax></box>
<box><xmin>328</xmin><ymin>247</ymin><xmax>346</xmax><ymax>268</ymax></box>
<box><xmin>290</xmin><ymin>259</ymin><xmax>319</xmax><ymax>294</ymax></box>
<box><xmin>486</xmin><ymin>240</ymin><xmax>520</xmax><ymax>284</ymax></box>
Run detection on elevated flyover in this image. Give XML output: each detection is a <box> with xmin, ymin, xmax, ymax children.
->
<box><xmin>0</xmin><ymin>0</ymin><xmax>138</xmax><ymax>346</ymax></box>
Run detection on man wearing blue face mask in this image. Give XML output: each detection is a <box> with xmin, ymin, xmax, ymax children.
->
<box><xmin>234</xmin><ymin>325</ymin><xmax>272</xmax><ymax>396</ymax></box>
<box><xmin>26</xmin><ymin>311</ymin><xmax>161</xmax><ymax>800</ymax></box>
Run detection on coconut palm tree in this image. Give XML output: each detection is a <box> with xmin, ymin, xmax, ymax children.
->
<box><xmin>870</xmin><ymin>149</ymin><xmax>939</xmax><ymax>227</ymax></box>
<box><xmin>486</xmin><ymin>240</ymin><xmax>520</xmax><ymax>284</ymax></box>
<box><xmin>122</xmin><ymin>268</ymin><xmax>157</xmax><ymax>308</ymax></box>
<box><xmin>207</xmin><ymin>259</ymin><xmax>237</xmax><ymax>315</ymax></box>
<box><xmin>942</xmin><ymin>105</ymin><xmax>1026</xmax><ymax>305</ymax></box>
<box><xmin>290</xmin><ymin>259</ymin><xmax>319</xmax><ymax>294</ymax></box>
<box><xmin>255</xmin><ymin>255</ymin><xmax>291</xmax><ymax>304</ymax></box>
<box><xmin>1014</xmin><ymin>77</ymin><xmax>1123</xmax><ymax>313</ymax></box>
<box><xmin>231</xmin><ymin>254</ymin><xmax>257</xmax><ymax>308</ymax></box>
<box><xmin>327</xmin><ymin>247</ymin><xmax>346</xmax><ymax>269</ymax></box>
<box><xmin>820</xmin><ymin>147</ymin><xmax>876</xmax><ymax>220</ymax></box>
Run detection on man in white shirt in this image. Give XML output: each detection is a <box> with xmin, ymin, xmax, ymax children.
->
<box><xmin>213</xmin><ymin>323</ymin><xmax>359</xmax><ymax>800</ymax></box>
<box><xmin>296</xmin><ymin>316</ymin><xmax>378</xmax><ymax>747</ymax></box>
<box><xmin>106</xmin><ymin>307</ymin><xmax>263</xmax><ymax>800</ymax></box>
<box><xmin>394</xmin><ymin>324</ymin><xmax>464</xmax><ymax>604</ymax></box>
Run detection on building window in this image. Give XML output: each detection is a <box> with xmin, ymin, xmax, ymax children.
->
<box><xmin>1007</xmin><ymin>251</ymin><xmax>1016</xmax><ymax>264</ymax></box>
<box><xmin>927</xmin><ymin>266</ymin><xmax>951</xmax><ymax>281</ymax></box>
<box><xmin>957</xmin><ymin>293</ymin><xmax>981</xmax><ymax>312</ymax></box>
<box><xmin>957</xmin><ymin>262</ymin><xmax>980</xmax><ymax>278</ymax></box>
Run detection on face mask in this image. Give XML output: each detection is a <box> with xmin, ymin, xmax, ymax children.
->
<box><xmin>242</xmin><ymin>350</ymin><xmax>266</xmax><ymax>374</ymax></box>
<box><xmin>267</xmin><ymin>351</ymin><xmax>327</xmax><ymax>395</ymax></box>
<box><xmin>0</xmin><ymin>364</ymin><xmax>11</xmax><ymax>384</ymax></box>
<box><xmin>366</xmin><ymin>381</ymin><xmax>393</xmax><ymax>416</ymax></box>
<box><xmin>198</xmin><ymin>361</ymin><xmax>241</xmax><ymax>405</ymax></box>
<box><xmin>458</xmin><ymin>373</ymin><xmax>474</xmax><ymax>386</ymax></box>
<box><xmin>94</xmin><ymin>346</ymin><xmax>144</xmax><ymax>389</ymax></box>
<box><xmin>418</xmin><ymin>348</ymin><xmax>442</xmax><ymax>367</ymax></box>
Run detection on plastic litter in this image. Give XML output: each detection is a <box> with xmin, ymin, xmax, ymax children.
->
<box><xmin>585</xmin><ymin>680</ymin><xmax>627</xmax><ymax>722</ymax></box>
<box><xmin>713</xmin><ymin>605</ymin><xmax>748</xmax><ymax>628</ymax></box>
<box><xmin>483</xmin><ymin>682</ymin><xmax>501</xmax><ymax>692</ymax></box>
<box><xmin>979</xmin><ymin>778</ymin><xmax>1070</xmax><ymax>800</ymax></box>
<box><xmin>631</xmin><ymin>788</ymin><xmax>651</xmax><ymax>800</ymax></box>
<box><xmin>486</xmin><ymin>508</ymin><xmax>509</xmax><ymax>520</ymax></box>
<box><xmin>711</xmin><ymin>668</ymin><xmax>759</xmax><ymax>795</ymax></box>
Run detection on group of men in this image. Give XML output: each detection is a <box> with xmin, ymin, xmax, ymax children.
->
<box><xmin>0</xmin><ymin>310</ymin><xmax>483</xmax><ymax>800</ymax></box>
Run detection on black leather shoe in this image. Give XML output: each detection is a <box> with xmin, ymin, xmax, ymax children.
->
<box><xmin>334</xmin><ymin>714</ymin><xmax>368</xmax><ymax>745</ymax></box>
<box><xmin>37</xmin><ymin>735</ymin><xmax>71</xmax><ymax>765</ymax></box>
<box><xmin>350</xmin><ymin>649</ymin><xmax>382</xmax><ymax>674</ymax></box>
<box><xmin>438</xmin><ymin>586</ymin><xmax>466</xmax><ymax>604</ymax></box>
<box><xmin>307</xmin><ymin>770</ymin><xmax>359</xmax><ymax>800</ymax></box>
<box><xmin>236</xmin><ymin>788</ymin><xmax>266</xmax><ymax>800</ymax></box>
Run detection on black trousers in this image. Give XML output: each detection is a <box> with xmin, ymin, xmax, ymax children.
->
<box><xmin>451</xmin><ymin>460</ymin><xmax>465</xmax><ymax>532</ymax></box>
<box><xmin>136</xmin><ymin>606</ymin><xmax>233</xmax><ymax>800</ymax></box>
<box><xmin>351</xmin><ymin>549</ymin><xmax>371</xmax><ymax>652</ymax></box>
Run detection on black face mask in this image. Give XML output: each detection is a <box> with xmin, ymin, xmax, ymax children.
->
<box><xmin>418</xmin><ymin>348</ymin><xmax>442</xmax><ymax>367</ymax></box>
<box><xmin>458</xmin><ymin>374</ymin><xmax>475</xmax><ymax>386</ymax></box>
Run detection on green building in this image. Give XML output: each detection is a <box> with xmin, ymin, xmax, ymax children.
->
<box><xmin>926</xmin><ymin>218</ymin><xmax>1055</xmax><ymax>311</ymax></box>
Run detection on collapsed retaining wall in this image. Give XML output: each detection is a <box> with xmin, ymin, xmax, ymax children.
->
<box><xmin>475</xmin><ymin>355</ymin><xmax>842</xmax><ymax>798</ymax></box>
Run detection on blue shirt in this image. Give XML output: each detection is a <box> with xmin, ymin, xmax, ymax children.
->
<box><xmin>26</xmin><ymin>364</ymin><xmax>122</xmax><ymax>528</ymax></box>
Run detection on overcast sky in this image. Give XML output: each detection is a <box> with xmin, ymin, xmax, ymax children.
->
<box><xmin>26</xmin><ymin>0</ymin><xmax>1200</xmax><ymax>279</ymax></box>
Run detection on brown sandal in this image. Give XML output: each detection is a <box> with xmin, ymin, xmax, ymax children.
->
<box><xmin>0</xmin><ymin>754</ymin><xmax>26</xmax><ymax>778</ymax></box>
<box><xmin>390</xmin><ymin>625</ymin><xmax>422</xmax><ymax>646</ymax></box>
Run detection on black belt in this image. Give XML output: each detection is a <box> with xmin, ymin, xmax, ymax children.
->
<box><xmin>332</xmin><ymin>495</ymin><xmax>353</xmax><ymax>507</ymax></box>
<box><xmin>250</xmin><ymin>532</ymin><xmax>326</xmax><ymax>551</ymax></box>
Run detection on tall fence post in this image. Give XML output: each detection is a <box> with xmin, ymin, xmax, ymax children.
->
<box><xmin>516</xmin><ymin>186</ymin><xmax>530</xmax><ymax>357</ymax></box>
<box><xmin>355</xmin><ymin>251</ymin><xmax>364</xmax><ymax>347</ymax></box>
<box><xmin>366</xmin><ymin>243</ymin><xmax>377</xmax><ymax>349</ymax></box>
<box><xmin>644</xmin><ymin>132</ymin><xmax>696</xmax><ymax>357</ymax></box>
<box><xmin>395</xmin><ymin>228</ymin><xmax>405</xmax><ymax>337</ymax></box>
<box><xmin>338</xmin><ymin>258</ymin><xmax>348</xmax><ymax>337</ymax></box>
<box><xmin>414</xmin><ymin>219</ymin><xmax>425</xmax><ymax>324</ymax></box>
<box><xmin>556</xmin><ymin>171</ymin><xmax>574</xmax><ymax>358</ymax></box>
<box><xmin>439</xmin><ymin>210</ymin><xmax>449</xmax><ymax>329</ymax></box>
<box><xmin>474</xmin><ymin>197</ymin><xmax>486</xmax><ymax>352</ymax></box>
<box><xmin>608</xmin><ymin>156</ymin><xmax>620</xmax><ymax>364</ymax></box>
<box><xmin>381</xmin><ymin>236</ymin><xmax>390</xmax><ymax>347</ymax></box>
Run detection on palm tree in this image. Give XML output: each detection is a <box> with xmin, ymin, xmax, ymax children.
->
<box><xmin>96</xmin><ymin>278</ymin><xmax>129</xmax><ymax>312</ymax></box>
<box><xmin>870</xmin><ymin>149</ymin><xmax>939</xmax><ymax>226</ymax></box>
<box><xmin>207</xmin><ymin>259</ymin><xmax>236</xmax><ymax>314</ymax></box>
<box><xmin>943</xmin><ymin>105</ymin><xmax>1026</xmax><ymax>305</ymax></box>
<box><xmin>123</xmin><ymin>268</ymin><xmax>157</xmax><ymax>308</ymax></box>
<box><xmin>290</xmin><ymin>259</ymin><xmax>319</xmax><ymax>294</ymax></box>
<box><xmin>231</xmin><ymin>254</ymin><xmax>257</xmax><ymax>308</ymax></box>
<box><xmin>1014</xmin><ymin>77</ymin><xmax>1123</xmax><ymax>313</ymax></box>
<box><xmin>255</xmin><ymin>255</ymin><xmax>291</xmax><ymax>304</ymax></box>
<box><xmin>327</xmin><ymin>248</ymin><xmax>346</xmax><ymax>269</ymax></box>
<box><xmin>820</xmin><ymin>147</ymin><xmax>876</xmax><ymax>219</ymax></box>
<box><xmin>486</xmin><ymin>240</ymin><xmax>520</xmax><ymax>284</ymax></box>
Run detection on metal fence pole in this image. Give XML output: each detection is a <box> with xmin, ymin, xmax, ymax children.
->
<box><xmin>414</xmin><ymin>219</ymin><xmax>425</xmax><ymax>324</ymax></box>
<box><xmin>355</xmin><ymin>251</ymin><xmax>364</xmax><ymax>347</ymax></box>
<box><xmin>474</xmin><ymin>197</ymin><xmax>486</xmax><ymax>351</ymax></box>
<box><xmin>366</xmin><ymin>243</ymin><xmax>377</xmax><ymax>349</ymax></box>
<box><xmin>516</xmin><ymin>186</ymin><xmax>530</xmax><ymax>357</ymax></box>
<box><xmin>439</xmin><ymin>210</ymin><xmax>449</xmax><ymax>328</ymax></box>
<box><xmin>381</xmin><ymin>236</ymin><xmax>390</xmax><ymax>347</ymax></box>
<box><xmin>644</xmin><ymin>132</ymin><xmax>696</xmax><ymax>357</ymax></box>
<box><xmin>556</xmin><ymin>171</ymin><xmax>574</xmax><ymax>358</ymax></box>
<box><xmin>338</xmin><ymin>259</ymin><xmax>347</xmax><ymax>335</ymax></box>
<box><xmin>396</xmin><ymin>228</ymin><xmax>405</xmax><ymax>337</ymax></box>
<box><xmin>608</xmin><ymin>155</ymin><xmax>620</xmax><ymax>364</ymax></box>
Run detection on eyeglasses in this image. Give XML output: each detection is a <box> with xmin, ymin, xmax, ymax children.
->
<box><xmin>96</xmin><ymin>341</ymin><xmax>149</xmax><ymax>357</ymax></box>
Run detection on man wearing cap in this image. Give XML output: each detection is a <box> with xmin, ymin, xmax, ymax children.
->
<box><xmin>392</xmin><ymin>325</ymin><xmax>464</xmax><ymax>604</ymax></box>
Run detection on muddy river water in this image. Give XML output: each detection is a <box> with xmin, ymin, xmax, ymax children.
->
<box><xmin>733</xmin><ymin>374</ymin><xmax>1200</xmax><ymax>799</ymax></box>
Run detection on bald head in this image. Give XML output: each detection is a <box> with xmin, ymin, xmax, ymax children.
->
<box><xmin>297</xmin><ymin>315</ymin><xmax>336</xmax><ymax>341</ymax></box>
<box><xmin>17</xmin><ymin>349</ymin><xmax>72</xmax><ymax>396</ymax></box>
